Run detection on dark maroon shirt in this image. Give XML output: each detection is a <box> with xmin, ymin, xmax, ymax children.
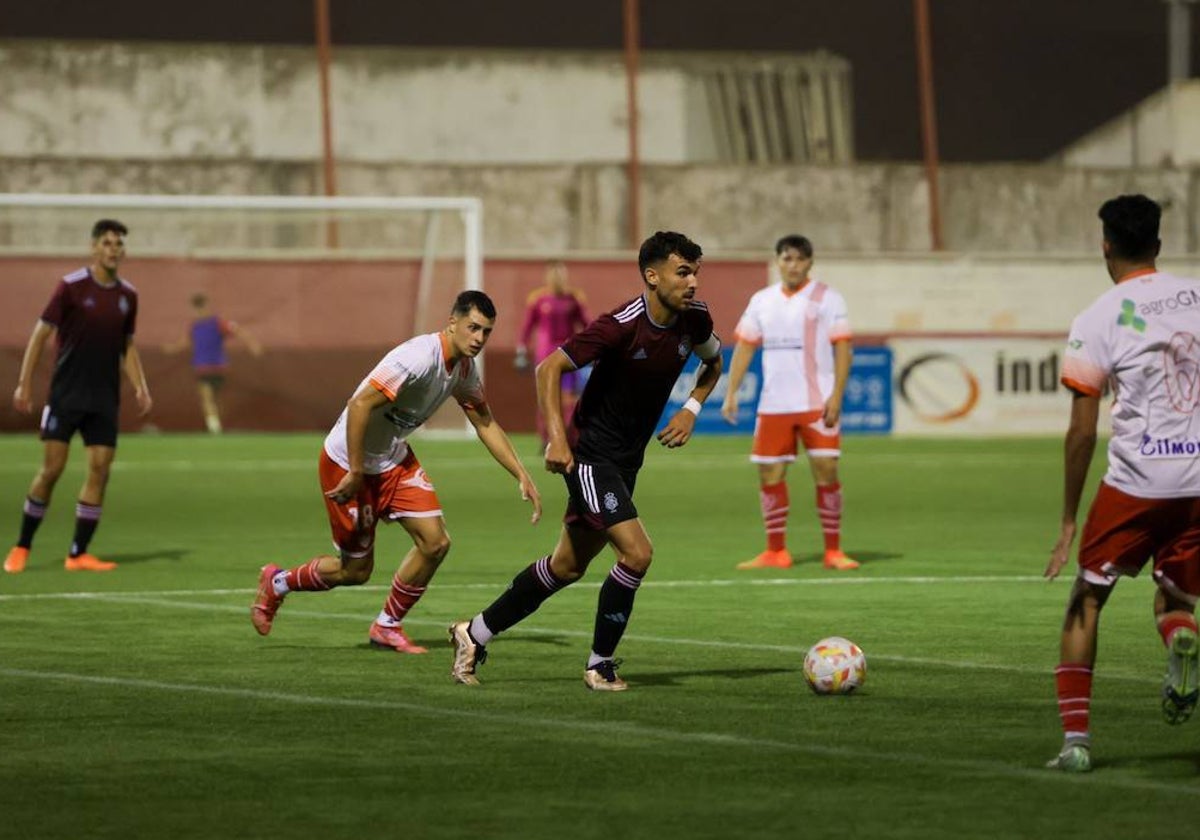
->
<box><xmin>40</xmin><ymin>268</ymin><xmax>138</xmax><ymax>413</ymax></box>
<box><xmin>559</xmin><ymin>294</ymin><xmax>716</xmax><ymax>471</ymax></box>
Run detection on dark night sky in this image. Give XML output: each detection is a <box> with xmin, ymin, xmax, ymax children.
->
<box><xmin>3</xmin><ymin>0</ymin><xmax>1186</xmax><ymax>161</ymax></box>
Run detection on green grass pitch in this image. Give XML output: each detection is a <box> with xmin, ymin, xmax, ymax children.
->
<box><xmin>0</xmin><ymin>432</ymin><xmax>1195</xmax><ymax>839</ymax></box>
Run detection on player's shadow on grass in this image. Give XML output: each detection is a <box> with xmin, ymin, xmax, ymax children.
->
<box><xmin>630</xmin><ymin>666</ymin><xmax>792</xmax><ymax>687</ymax></box>
<box><xmin>104</xmin><ymin>549</ymin><xmax>190</xmax><ymax>565</ymax></box>
<box><xmin>792</xmin><ymin>550</ymin><xmax>902</xmax><ymax>565</ymax></box>
<box><xmin>1100</xmin><ymin>750</ymin><xmax>1200</xmax><ymax>773</ymax></box>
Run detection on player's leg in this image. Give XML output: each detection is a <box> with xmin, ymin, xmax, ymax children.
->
<box><xmin>737</xmin><ymin>413</ymin><xmax>796</xmax><ymax>569</ymax></box>
<box><xmin>251</xmin><ymin>451</ymin><xmax>379</xmax><ymax>636</ymax></box>
<box><xmin>1150</xmin><ymin>499</ymin><xmax>1200</xmax><ymax>724</ymax></box>
<box><xmin>584</xmin><ymin>516</ymin><xmax>655</xmax><ymax>691</ymax></box>
<box><xmin>801</xmin><ymin>412</ymin><xmax>857</xmax><ymax>570</ymax></box>
<box><xmin>450</xmin><ymin>524</ymin><xmax>606</xmax><ymax>685</ymax></box>
<box><xmin>367</xmin><ymin>515</ymin><xmax>452</xmax><ymax>655</ymax></box>
<box><xmin>64</xmin><ymin>410</ymin><xmax>121</xmax><ymax>572</ymax></box>
<box><xmin>5</xmin><ymin>436</ymin><xmax>70</xmax><ymax>573</ymax></box>
<box><xmin>197</xmin><ymin>379</ymin><xmax>221</xmax><ymax>434</ymax></box>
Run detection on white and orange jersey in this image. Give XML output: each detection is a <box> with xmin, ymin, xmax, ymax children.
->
<box><xmin>323</xmin><ymin>332</ymin><xmax>484</xmax><ymax>474</ymax></box>
<box><xmin>1062</xmin><ymin>269</ymin><xmax>1200</xmax><ymax>499</ymax></box>
<box><xmin>734</xmin><ymin>279</ymin><xmax>852</xmax><ymax>414</ymax></box>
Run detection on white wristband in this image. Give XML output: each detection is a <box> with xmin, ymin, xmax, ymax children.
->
<box><xmin>683</xmin><ymin>397</ymin><xmax>702</xmax><ymax>416</ymax></box>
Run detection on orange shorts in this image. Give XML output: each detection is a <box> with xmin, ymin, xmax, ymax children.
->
<box><xmin>1078</xmin><ymin>482</ymin><xmax>1200</xmax><ymax>602</ymax></box>
<box><xmin>751</xmin><ymin>410</ymin><xmax>840</xmax><ymax>462</ymax></box>
<box><xmin>318</xmin><ymin>448</ymin><xmax>442</xmax><ymax>558</ymax></box>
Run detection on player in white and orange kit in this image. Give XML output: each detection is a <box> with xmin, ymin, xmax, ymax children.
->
<box><xmin>1045</xmin><ymin>195</ymin><xmax>1200</xmax><ymax>773</ymax></box>
<box><xmin>250</xmin><ymin>291</ymin><xmax>542</xmax><ymax>653</ymax></box>
<box><xmin>720</xmin><ymin>235</ymin><xmax>858</xmax><ymax>571</ymax></box>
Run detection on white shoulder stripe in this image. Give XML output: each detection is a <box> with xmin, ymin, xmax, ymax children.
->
<box><xmin>614</xmin><ymin>297</ymin><xmax>645</xmax><ymax>323</ymax></box>
<box><xmin>687</xmin><ymin>300</ymin><xmax>709</xmax><ymax>311</ymax></box>
<box><xmin>63</xmin><ymin>268</ymin><xmax>89</xmax><ymax>283</ymax></box>
<box><xmin>119</xmin><ymin>277</ymin><xmax>137</xmax><ymax>292</ymax></box>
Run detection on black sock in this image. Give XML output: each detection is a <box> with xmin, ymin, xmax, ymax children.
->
<box><xmin>480</xmin><ymin>556</ymin><xmax>569</xmax><ymax>636</ymax></box>
<box><xmin>17</xmin><ymin>497</ymin><xmax>47</xmax><ymax>549</ymax></box>
<box><xmin>69</xmin><ymin>502</ymin><xmax>102</xmax><ymax>558</ymax></box>
<box><xmin>591</xmin><ymin>562</ymin><xmax>645</xmax><ymax>659</ymax></box>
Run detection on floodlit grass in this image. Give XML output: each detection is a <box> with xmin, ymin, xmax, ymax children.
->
<box><xmin>0</xmin><ymin>432</ymin><xmax>1195</xmax><ymax>839</ymax></box>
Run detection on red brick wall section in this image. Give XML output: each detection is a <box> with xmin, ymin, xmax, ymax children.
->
<box><xmin>0</xmin><ymin>256</ymin><xmax>769</xmax><ymax>433</ymax></box>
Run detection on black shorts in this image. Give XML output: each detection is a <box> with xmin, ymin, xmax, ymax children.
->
<box><xmin>40</xmin><ymin>403</ymin><xmax>119</xmax><ymax>448</ymax></box>
<box><xmin>564</xmin><ymin>461</ymin><xmax>639</xmax><ymax>530</ymax></box>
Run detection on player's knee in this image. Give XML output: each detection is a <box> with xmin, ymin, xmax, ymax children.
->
<box><xmin>423</xmin><ymin>534</ymin><xmax>451</xmax><ymax>564</ymax></box>
<box><xmin>38</xmin><ymin>464</ymin><xmax>65</xmax><ymax>485</ymax></box>
<box><xmin>622</xmin><ymin>544</ymin><xmax>653</xmax><ymax>573</ymax></box>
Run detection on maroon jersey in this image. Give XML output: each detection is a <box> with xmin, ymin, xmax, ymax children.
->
<box><xmin>40</xmin><ymin>268</ymin><xmax>138</xmax><ymax>413</ymax></box>
<box><xmin>560</xmin><ymin>294</ymin><xmax>715</xmax><ymax>471</ymax></box>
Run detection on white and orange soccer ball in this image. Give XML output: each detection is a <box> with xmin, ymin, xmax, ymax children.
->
<box><xmin>803</xmin><ymin>636</ymin><xmax>866</xmax><ymax>695</ymax></box>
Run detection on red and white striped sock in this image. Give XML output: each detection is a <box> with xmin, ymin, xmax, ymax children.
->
<box><xmin>816</xmin><ymin>483</ymin><xmax>842</xmax><ymax>553</ymax></box>
<box><xmin>760</xmin><ymin>481</ymin><xmax>788</xmax><ymax>552</ymax></box>
<box><xmin>377</xmin><ymin>575</ymin><xmax>426</xmax><ymax>627</ymax></box>
<box><xmin>1054</xmin><ymin>663</ymin><xmax>1093</xmax><ymax>743</ymax></box>
<box><xmin>281</xmin><ymin>558</ymin><xmax>332</xmax><ymax>593</ymax></box>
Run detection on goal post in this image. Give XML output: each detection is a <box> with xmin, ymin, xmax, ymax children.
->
<box><xmin>0</xmin><ymin>193</ymin><xmax>484</xmax><ymax>435</ymax></box>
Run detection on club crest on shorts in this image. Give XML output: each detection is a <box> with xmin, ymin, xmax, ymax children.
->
<box><xmin>604</xmin><ymin>491</ymin><xmax>619</xmax><ymax>512</ymax></box>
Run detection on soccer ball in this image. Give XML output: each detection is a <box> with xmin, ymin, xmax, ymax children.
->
<box><xmin>803</xmin><ymin>636</ymin><xmax>866</xmax><ymax>695</ymax></box>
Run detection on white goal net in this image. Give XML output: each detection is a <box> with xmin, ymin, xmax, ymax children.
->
<box><xmin>0</xmin><ymin>193</ymin><xmax>483</xmax><ymax>435</ymax></box>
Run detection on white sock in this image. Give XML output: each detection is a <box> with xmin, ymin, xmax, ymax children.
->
<box><xmin>271</xmin><ymin>572</ymin><xmax>290</xmax><ymax>596</ymax></box>
<box><xmin>587</xmin><ymin>652</ymin><xmax>612</xmax><ymax>669</ymax></box>
<box><xmin>469</xmin><ymin>615</ymin><xmax>494</xmax><ymax>645</ymax></box>
<box><xmin>375</xmin><ymin>611</ymin><xmax>399</xmax><ymax>628</ymax></box>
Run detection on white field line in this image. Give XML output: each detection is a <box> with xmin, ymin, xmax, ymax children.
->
<box><xmin>0</xmin><ymin>585</ymin><xmax>1157</xmax><ymax>685</ymax></box>
<box><xmin>0</xmin><ymin>665</ymin><xmax>1194</xmax><ymax>796</ymax></box>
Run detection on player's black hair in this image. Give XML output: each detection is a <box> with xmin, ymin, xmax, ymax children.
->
<box><xmin>775</xmin><ymin>234</ymin><xmax>814</xmax><ymax>258</ymax></box>
<box><xmin>638</xmin><ymin>231</ymin><xmax>703</xmax><ymax>277</ymax></box>
<box><xmin>190</xmin><ymin>292</ymin><xmax>208</xmax><ymax>309</ymax></box>
<box><xmin>452</xmin><ymin>289</ymin><xmax>496</xmax><ymax>320</ymax></box>
<box><xmin>1098</xmin><ymin>195</ymin><xmax>1161</xmax><ymax>261</ymax></box>
<box><xmin>91</xmin><ymin>218</ymin><xmax>128</xmax><ymax>239</ymax></box>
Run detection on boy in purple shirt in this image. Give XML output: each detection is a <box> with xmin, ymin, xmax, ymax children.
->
<box><xmin>166</xmin><ymin>293</ymin><xmax>262</xmax><ymax>433</ymax></box>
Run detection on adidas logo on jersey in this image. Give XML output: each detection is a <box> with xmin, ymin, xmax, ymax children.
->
<box><xmin>632</xmin><ymin>347</ymin><xmax>648</xmax><ymax>360</ymax></box>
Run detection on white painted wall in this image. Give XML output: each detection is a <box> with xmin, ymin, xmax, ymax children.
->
<box><xmin>1057</xmin><ymin>80</ymin><xmax>1200</xmax><ymax>168</ymax></box>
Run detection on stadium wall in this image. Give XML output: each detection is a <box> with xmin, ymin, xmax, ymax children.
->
<box><xmin>4</xmin><ymin>254</ymin><xmax>1198</xmax><ymax>436</ymax></box>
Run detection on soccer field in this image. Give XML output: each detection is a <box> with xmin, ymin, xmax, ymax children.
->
<box><xmin>0</xmin><ymin>432</ymin><xmax>1194</xmax><ymax>839</ymax></box>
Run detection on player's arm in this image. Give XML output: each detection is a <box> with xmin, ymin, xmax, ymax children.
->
<box><xmin>12</xmin><ymin>320</ymin><xmax>55</xmax><ymax>414</ymax></box>
<box><xmin>162</xmin><ymin>330</ymin><xmax>190</xmax><ymax>355</ymax></box>
<box><xmin>823</xmin><ymin>338</ymin><xmax>854</xmax><ymax>427</ymax></box>
<box><xmin>537</xmin><ymin>348</ymin><xmax>577</xmax><ymax>474</ymax></box>
<box><xmin>325</xmin><ymin>383</ymin><xmax>391</xmax><ymax>504</ymax></box>
<box><xmin>658</xmin><ymin>336</ymin><xmax>724</xmax><ymax>449</ymax></box>
<box><xmin>462</xmin><ymin>400</ymin><xmax>542</xmax><ymax>524</ymax></box>
<box><xmin>515</xmin><ymin>301</ymin><xmax>538</xmax><ymax>370</ymax></box>
<box><xmin>122</xmin><ymin>337</ymin><xmax>154</xmax><ymax>417</ymax></box>
<box><xmin>1045</xmin><ymin>390</ymin><xmax>1100</xmax><ymax>580</ymax></box>
<box><xmin>720</xmin><ymin>339</ymin><xmax>757</xmax><ymax>424</ymax></box>
<box><xmin>228</xmin><ymin>322</ymin><xmax>264</xmax><ymax>357</ymax></box>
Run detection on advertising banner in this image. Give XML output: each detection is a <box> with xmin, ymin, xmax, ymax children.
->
<box><xmin>662</xmin><ymin>345</ymin><xmax>893</xmax><ymax>435</ymax></box>
<box><xmin>890</xmin><ymin>337</ymin><xmax>1110</xmax><ymax>436</ymax></box>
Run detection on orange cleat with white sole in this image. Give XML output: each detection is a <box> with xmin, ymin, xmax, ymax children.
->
<box><xmin>368</xmin><ymin>622</ymin><xmax>428</xmax><ymax>654</ymax></box>
<box><xmin>251</xmin><ymin>564</ymin><xmax>286</xmax><ymax>636</ymax></box>
<box><xmin>736</xmin><ymin>549</ymin><xmax>793</xmax><ymax>570</ymax></box>
<box><xmin>64</xmin><ymin>553</ymin><xmax>117</xmax><ymax>572</ymax></box>
<box><xmin>4</xmin><ymin>546</ymin><xmax>28</xmax><ymax>574</ymax></box>
<box><xmin>823</xmin><ymin>550</ymin><xmax>860</xmax><ymax>570</ymax></box>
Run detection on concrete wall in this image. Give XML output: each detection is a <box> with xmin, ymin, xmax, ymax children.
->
<box><xmin>1057</xmin><ymin>81</ymin><xmax>1200</xmax><ymax>169</ymax></box>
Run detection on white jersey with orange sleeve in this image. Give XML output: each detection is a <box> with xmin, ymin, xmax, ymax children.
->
<box><xmin>322</xmin><ymin>332</ymin><xmax>484</xmax><ymax>474</ymax></box>
<box><xmin>1061</xmin><ymin>270</ymin><xmax>1200</xmax><ymax>499</ymax></box>
<box><xmin>733</xmin><ymin>279</ymin><xmax>852</xmax><ymax>414</ymax></box>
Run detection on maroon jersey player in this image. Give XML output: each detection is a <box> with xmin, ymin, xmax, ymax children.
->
<box><xmin>5</xmin><ymin>219</ymin><xmax>153</xmax><ymax>574</ymax></box>
<box><xmin>449</xmin><ymin>231</ymin><xmax>723</xmax><ymax>690</ymax></box>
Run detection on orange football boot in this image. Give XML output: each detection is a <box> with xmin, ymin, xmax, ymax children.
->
<box><xmin>251</xmin><ymin>564</ymin><xmax>286</xmax><ymax>636</ymax></box>
<box><xmin>823</xmin><ymin>550</ymin><xmax>860</xmax><ymax>570</ymax></box>
<box><xmin>736</xmin><ymin>549</ymin><xmax>793</xmax><ymax>570</ymax></box>
<box><xmin>368</xmin><ymin>622</ymin><xmax>429</xmax><ymax>654</ymax></box>
<box><xmin>64</xmin><ymin>553</ymin><xmax>117</xmax><ymax>572</ymax></box>
<box><xmin>4</xmin><ymin>546</ymin><xmax>28</xmax><ymax>574</ymax></box>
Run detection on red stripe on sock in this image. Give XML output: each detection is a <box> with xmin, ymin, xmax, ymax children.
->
<box><xmin>760</xmin><ymin>481</ymin><xmax>788</xmax><ymax>552</ymax></box>
<box><xmin>383</xmin><ymin>575</ymin><xmax>426</xmax><ymax>623</ymax></box>
<box><xmin>816</xmin><ymin>483</ymin><xmax>842</xmax><ymax>552</ymax></box>
<box><xmin>1158</xmin><ymin>612</ymin><xmax>1198</xmax><ymax>647</ymax></box>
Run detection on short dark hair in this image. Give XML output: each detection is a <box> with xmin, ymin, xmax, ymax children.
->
<box><xmin>451</xmin><ymin>290</ymin><xmax>496</xmax><ymax>320</ymax></box>
<box><xmin>775</xmin><ymin>234</ymin><xmax>813</xmax><ymax>258</ymax></box>
<box><xmin>91</xmin><ymin>218</ymin><xmax>128</xmax><ymax>239</ymax></box>
<box><xmin>190</xmin><ymin>292</ymin><xmax>208</xmax><ymax>309</ymax></box>
<box><xmin>638</xmin><ymin>231</ymin><xmax>703</xmax><ymax>276</ymax></box>
<box><xmin>1098</xmin><ymin>195</ymin><xmax>1161</xmax><ymax>261</ymax></box>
